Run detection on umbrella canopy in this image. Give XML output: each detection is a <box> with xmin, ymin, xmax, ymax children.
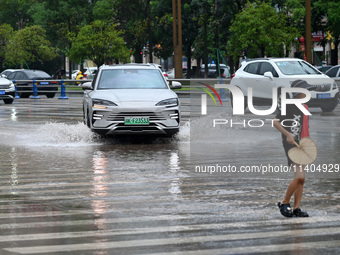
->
<box><xmin>288</xmin><ymin>137</ymin><xmax>317</xmax><ymax>165</ymax></box>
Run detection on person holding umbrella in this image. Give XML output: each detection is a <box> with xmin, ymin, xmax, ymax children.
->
<box><xmin>274</xmin><ymin>80</ymin><xmax>317</xmax><ymax>218</ymax></box>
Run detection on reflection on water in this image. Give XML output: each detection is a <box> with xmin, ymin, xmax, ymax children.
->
<box><xmin>10</xmin><ymin>147</ymin><xmax>19</xmax><ymax>195</ymax></box>
<box><xmin>91</xmin><ymin>150</ymin><xmax>109</xmax><ymax>231</ymax></box>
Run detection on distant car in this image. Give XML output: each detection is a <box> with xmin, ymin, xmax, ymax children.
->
<box><xmin>82</xmin><ymin>64</ymin><xmax>182</xmax><ymax>135</ymax></box>
<box><xmin>315</xmin><ymin>65</ymin><xmax>333</xmax><ymax>73</ymax></box>
<box><xmin>200</xmin><ymin>64</ymin><xmax>231</xmax><ymax>78</ymax></box>
<box><xmin>7</xmin><ymin>69</ymin><xmax>58</xmax><ymax>98</ymax></box>
<box><xmin>71</xmin><ymin>67</ymin><xmax>98</xmax><ymax>80</ymax></box>
<box><xmin>325</xmin><ymin>65</ymin><xmax>340</xmax><ymax>78</ymax></box>
<box><xmin>1</xmin><ymin>69</ymin><xmax>21</xmax><ymax>78</ymax></box>
<box><xmin>167</xmin><ymin>69</ymin><xmax>175</xmax><ymax>79</ymax></box>
<box><xmin>0</xmin><ymin>77</ymin><xmax>15</xmax><ymax>104</ymax></box>
<box><xmin>83</xmin><ymin>67</ymin><xmax>98</xmax><ymax>79</ymax></box>
<box><xmin>149</xmin><ymin>63</ymin><xmax>168</xmax><ymax>80</ymax></box>
<box><xmin>71</xmin><ymin>70</ymin><xmax>80</xmax><ymax>79</ymax></box>
<box><xmin>230</xmin><ymin>58</ymin><xmax>339</xmax><ymax>112</ymax></box>
<box><xmin>166</xmin><ymin>68</ymin><xmax>188</xmax><ymax>79</ymax></box>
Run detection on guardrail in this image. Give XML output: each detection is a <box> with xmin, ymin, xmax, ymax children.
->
<box><xmin>11</xmin><ymin>77</ymin><xmax>340</xmax><ymax>100</ymax></box>
<box><xmin>12</xmin><ymin>78</ymin><xmax>230</xmax><ymax>99</ymax></box>
<box><xmin>12</xmin><ymin>79</ymin><xmax>92</xmax><ymax>99</ymax></box>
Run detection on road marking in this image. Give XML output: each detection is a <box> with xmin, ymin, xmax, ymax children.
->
<box><xmin>4</xmin><ymin>227</ymin><xmax>340</xmax><ymax>254</ymax></box>
<box><xmin>1</xmin><ymin>214</ymin><xmax>340</xmax><ymax>231</ymax></box>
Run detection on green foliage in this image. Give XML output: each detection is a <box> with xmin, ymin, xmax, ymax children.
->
<box><xmin>69</xmin><ymin>20</ymin><xmax>130</xmax><ymax>66</ymax></box>
<box><xmin>5</xmin><ymin>25</ymin><xmax>57</xmax><ymax>66</ymax></box>
<box><xmin>227</xmin><ymin>1</ymin><xmax>300</xmax><ymax>60</ymax></box>
<box><xmin>0</xmin><ymin>0</ymin><xmax>338</xmax><ymax>72</ymax></box>
<box><xmin>314</xmin><ymin>0</ymin><xmax>340</xmax><ymax>41</ymax></box>
<box><xmin>0</xmin><ymin>24</ymin><xmax>13</xmax><ymax>68</ymax></box>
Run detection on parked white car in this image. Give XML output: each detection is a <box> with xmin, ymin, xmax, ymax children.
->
<box><xmin>230</xmin><ymin>58</ymin><xmax>339</xmax><ymax>112</ymax></box>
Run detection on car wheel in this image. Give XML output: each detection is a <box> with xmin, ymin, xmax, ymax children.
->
<box><xmin>321</xmin><ymin>105</ymin><xmax>337</xmax><ymax>112</ymax></box>
<box><xmin>86</xmin><ymin>109</ymin><xmax>91</xmax><ymax>128</ymax></box>
<box><xmin>46</xmin><ymin>93</ymin><xmax>55</xmax><ymax>98</ymax></box>
<box><xmin>3</xmin><ymin>99</ymin><xmax>14</xmax><ymax>104</ymax></box>
<box><xmin>18</xmin><ymin>92</ymin><xmax>30</xmax><ymax>98</ymax></box>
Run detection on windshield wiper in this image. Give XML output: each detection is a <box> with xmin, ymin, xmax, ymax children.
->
<box><xmin>298</xmin><ymin>61</ymin><xmax>311</xmax><ymax>74</ymax></box>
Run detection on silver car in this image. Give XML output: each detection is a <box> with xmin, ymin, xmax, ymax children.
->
<box><xmin>82</xmin><ymin>64</ymin><xmax>182</xmax><ymax>135</ymax></box>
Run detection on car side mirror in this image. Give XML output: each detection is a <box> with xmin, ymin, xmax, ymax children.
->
<box><xmin>1</xmin><ymin>74</ymin><xmax>7</xmax><ymax>79</ymax></box>
<box><xmin>82</xmin><ymin>82</ymin><xmax>93</xmax><ymax>90</ymax></box>
<box><xmin>171</xmin><ymin>81</ymin><xmax>182</xmax><ymax>89</ymax></box>
<box><xmin>264</xmin><ymin>71</ymin><xmax>274</xmax><ymax>79</ymax></box>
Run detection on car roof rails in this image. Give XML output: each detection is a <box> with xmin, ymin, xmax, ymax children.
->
<box><xmin>246</xmin><ymin>58</ymin><xmax>271</xmax><ymax>62</ymax></box>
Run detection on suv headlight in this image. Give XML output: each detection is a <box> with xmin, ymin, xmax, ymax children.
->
<box><xmin>92</xmin><ymin>98</ymin><xmax>117</xmax><ymax>108</ymax></box>
<box><xmin>156</xmin><ymin>98</ymin><xmax>178</xmax><ymax>107</ymax></box>
<box><xmin>333</xmin><ymin>82</ymin><xmax>339</xmax><ymax>90</ymax></box>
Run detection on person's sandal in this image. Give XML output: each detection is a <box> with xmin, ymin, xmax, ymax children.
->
<box><xmin>278</xmin><ymin>202</ymin><xmax>293</xmax><ymax>217</ymax></box>
<box><xmin>293</xmin><ymin>208</ymin><xmax>309</xmax><ymax>217</ymax></box>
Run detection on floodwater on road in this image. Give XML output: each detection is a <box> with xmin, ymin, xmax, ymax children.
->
<box><xmin>0</xmin><ymin>96</ymin><xmax>339</xmax><ymax>254</ymax></box>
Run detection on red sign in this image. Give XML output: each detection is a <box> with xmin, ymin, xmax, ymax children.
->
<box><xmin>312</xmin><ymin>31</ymin><xmax>324</xmax><ymax>42</ymax></box>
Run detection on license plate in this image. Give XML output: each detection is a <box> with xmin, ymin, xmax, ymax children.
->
<box><xmin>317</xmin><ymin>93</ymin><xmax>331</xmax><ymax>99</ymax></box>
<box><xmin>124</xmin><ymin>117</ymin><xmax>149</xmax><ymax>125</ymax></box>
<box><xmin>40</xmin><ymin>82</ymin><xmax>49</xmax><ymax>85</ymax></box>
<box><xmin>0</xmin><ymin>90</ymin><xmax>5</xmax><ymax>95</ymax></box>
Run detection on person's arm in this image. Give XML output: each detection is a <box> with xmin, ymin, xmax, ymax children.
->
<box><xmin>273</xmin><ymin>119</ymin><xmax>295</xmax><ymax>145</ymax></box>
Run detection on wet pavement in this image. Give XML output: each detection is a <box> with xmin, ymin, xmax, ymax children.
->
<box><xmin>0</xmin><ymin>94</ymin><xmax>339</xmax><ymax>254</ymax></box>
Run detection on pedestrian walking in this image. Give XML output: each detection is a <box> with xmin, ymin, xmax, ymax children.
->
<box><xmin>273</xmin><ymin>80</ymin><xmax>317</xmax><ymax>218</ymax></box>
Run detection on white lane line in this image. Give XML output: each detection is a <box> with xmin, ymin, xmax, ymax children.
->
<box><xmin>0</xmin><ymin>215</ymin><xmax>340</xmax><ymax>233</ymax></box>
<box><xmin>150</xmin><ymin>240</ymin><xmax>340</xmax><ymax>255</ymax></box>
<box><xmin>4</xmin><ymin>227</ymin><xmax>340</xmax><ymax>254</ymax></box>
<box><xmin>0</xmin><ymin>177</ymin><xmax>289</xmax><ymax>190</ymax></box>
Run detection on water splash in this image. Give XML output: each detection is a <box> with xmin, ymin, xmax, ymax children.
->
<box><xmin>0</xmin><ymin>122</ymin><xmax>100</xmax><ymax>148</ymax></box>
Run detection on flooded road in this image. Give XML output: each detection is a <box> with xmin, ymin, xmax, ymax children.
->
<box><xmin>0</xmin><ymin>95</ymin><xmax>339</xmax><ymax>254</ymax></box>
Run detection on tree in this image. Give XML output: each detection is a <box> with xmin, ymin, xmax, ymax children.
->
<box><xmin>28</xmin><ymin>0</ymin><xmax>94</xmax><ymax>76</ymax></box>
<box><xmin>69</xmin><ymin>20</ymin><xmax>130</xmax><ymax>67</ymax></box>
<box><xmin>227</xmin><ymin>1</ymin><xmax>299</xmax><ymax>60</ymax></box>
<box><xmin>94</xmin><ymin>0</ymin><xmax>151</xmax><ymax>63</ymax></box>
<box><xmin>5</xmin><ymin>25</ymin><xmax>57</xmax><ymax>67</ymax></box>
<box><xmin>314</xmin><ymin>0</ymin><xmax>340</xmax><ymax>65</ymax></box>
<box><xmin>0</xmin><ymin>24</ymin><xmax>13</xmax><ymax>69</ymax></box>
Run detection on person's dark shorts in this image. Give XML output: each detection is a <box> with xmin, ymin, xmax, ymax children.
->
<box><xmin>282</xmin><ymin>139</ymin><xmax>297</xmax><ymax>166</ymax></box>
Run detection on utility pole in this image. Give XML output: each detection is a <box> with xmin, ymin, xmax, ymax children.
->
<box><xmin>172</xmin><ymin>0</ymin><xmax>183</xmax><ymax>78</ymax></box>
<box><xmin>305</xmin><ymin>0</ymin><xmax>312</xmax><ymax>63</ymax></box>
<box><xmin>214</xmin><ymin>0</ymin><xmax>220</xmax><ymax>77</ymax></box>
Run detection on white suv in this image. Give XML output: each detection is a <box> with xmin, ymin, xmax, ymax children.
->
<box><xmin>82</xmin><ymin>64</ymin><xmax>182</xmax><ymax>136</ymax></box>
<box><xmin>230</xmin><ymin>58</ymin><xmax>339</xmax><ymax>112</ymax></box>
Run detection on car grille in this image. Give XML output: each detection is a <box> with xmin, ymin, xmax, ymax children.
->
<box><xmin>0</xmin><ymin>85</ymin><xmax>10</xmax><ymax>89</ymax></box>
<box><xmin>314</xmin><ymin>84</ymin><xmax>331</xmax><ymax>92</ymax></box>
<box><xmin>107</xmin><ymin>112</ymin><xmax>167</xmax><ymax>122</ymax></box>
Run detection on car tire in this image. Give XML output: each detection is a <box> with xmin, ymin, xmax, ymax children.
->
<box><xmin>46</xmin><ymin>93</ymin><xmax>55</xmax><ymax>98</ymax></box>
<box><xmin>3</xmin><ymin>99</ymin><xmax>14</xmax><ymax>104</ymax></box>
<box><xmin>321</xmin><ymin>105</ymin><xmax>337</xmax><ymax>112</ymax></box>
<box><xmin>86</xmin><ymin>109</ymin><xmax>91</xmax><ymax>128</ymax></box>
<box><xmin>18</xmin><ymin>92</ymin><xmax>30</xmax><ymax>98</ymax></box>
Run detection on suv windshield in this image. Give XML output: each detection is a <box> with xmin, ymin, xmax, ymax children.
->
<box><xmin>97</xmin><ymin>69</ymin><xmax>167</xmax><ymax>89</ymax></box>
<box><xmin>275</xmin><ymin>61</ymin><xmax>320</xmax><ymax>75</ymax></box>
